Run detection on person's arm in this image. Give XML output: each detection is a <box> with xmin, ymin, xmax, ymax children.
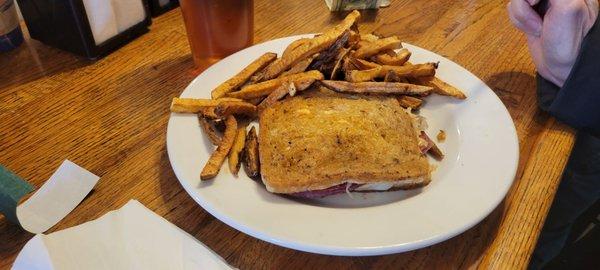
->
<box><xmin>537</xmin><ymin>16</ymin><xmax>600</xmax><ymax>136</ymax></box>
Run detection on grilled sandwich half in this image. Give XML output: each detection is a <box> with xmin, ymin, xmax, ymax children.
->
<box><xmin>259</xmin><ymin>91</ymin><xmax>431</xmax><ymax>198</ymax></box>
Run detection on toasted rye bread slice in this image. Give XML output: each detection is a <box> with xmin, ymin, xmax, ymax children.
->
<box><xmin>259</xmin><ymin>93</ymin><xmax>431</xmax><ymax>194</ymax></box>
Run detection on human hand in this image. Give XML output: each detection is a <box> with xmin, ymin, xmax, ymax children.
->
<box><xmin>508</xmin><ymin>0</ymin><xmax>598</xmax><ymax>87</ymax></box>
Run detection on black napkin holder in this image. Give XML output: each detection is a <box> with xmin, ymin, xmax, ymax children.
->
<box><xmin>16</xmin><ymin>0</ymin><xmax>152</xmax><ymax>59</ymax></box>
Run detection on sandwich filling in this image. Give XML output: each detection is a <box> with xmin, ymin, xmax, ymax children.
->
<box><xmin>290</xmin><ymin>177</ymin><xmax>428</xmax><ymax>198</ymax></box>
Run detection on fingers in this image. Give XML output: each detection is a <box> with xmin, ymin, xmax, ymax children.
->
<box><xmin>507</xmin><ymin>0</ymin><xmax>543</xmax><ymax>37</ymax></box>
<box><xmin>583</xmin><ymin>0</ymin><xmax>599</xmax><ymax>34</ymax></box>
<box><xmin>527</xmin><ymin>35</ymin><xmax>565</xmax><ymax>87</ymax></box>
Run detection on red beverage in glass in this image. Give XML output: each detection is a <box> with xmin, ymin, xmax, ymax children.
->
<box><xmin>179</xmin><ymin>0</ymin><xmax>254</xmax><ymax>71</ymax></box>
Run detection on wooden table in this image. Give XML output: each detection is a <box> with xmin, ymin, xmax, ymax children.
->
<box><xmin>0</xmin><ymin>0</ymin><xmax>576</xmax><ymax>269</ymax></box>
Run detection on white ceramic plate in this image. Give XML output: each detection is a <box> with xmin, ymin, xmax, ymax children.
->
<box><xmin>166</xmin><ymin>35</ymin><xmax>519</xmax><ymax>256</ymax></box>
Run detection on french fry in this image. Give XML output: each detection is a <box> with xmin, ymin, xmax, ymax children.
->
<box><xmin>211</xmin><ymin>52</ymin><xmax>278</xmax><ymax>99</ymax></box>
<box><xmin>257</xmin><ymin>82</ymin><xmax>292</xmax><ymax>112</ymax></box>
<box><xmin>243</xmin><ymin>126</ymin><xmax>260</xmax><ymax>179</ymax></box>
<box><xmin>348</xmin><ymin>30</ymin><xmax>361</xmax><ymax>48</ymax></box>
<box><xmin>170</xmin><ymin>97</ymin><xmax>245</xmax><ymax>114</ymax></box>
<box><xmin>201</xmin><ymin>115</ymin><xmax>238</xmax><ymax>180</ymax></box>
<box><xmin>248</xmin><ymin>97</ymin><xmax>265</xmax><ymax>105</ymax></box>
<box><xmin>417</xmin><ymin>76</ymin><xmax>466</xmax><ymax>99</ymax></box>
<box><xmin>216</xmin><ymin>97</ymin><xmax>244</xmax><ymax>102</ymax></box>
<box><xmin>357</xmin><ymin>34</ymin><xmax>380</xmax><ymax>49</ymax></box>
<box><xmin>346</xmin><ymin>63</ymin><xmax>437</xmax><ymax>82</ymax></box>
<box><xmin>199</xmin><ymin>117</ymin><xmax>222</xmax><ymax>145</ymax></box>
<box><xmin>257</xmin><ymin>78</ymin><xmax>316</xmax><ymax>112</ymax></box>
<box><xmin>262</xmin><ymin>10</ymin><xmax>360</xmax><ymax>80</ymax></box>
<box><xmin>247</xmin><ymin>69</ymin><xmax>266</xmax><ymax>84</ymax></box>
<box><xmin>353</xmin><ymin>36</ymin><xmax>402</xmax><ymax>59</ymax></box>
<box><xmin>227</xmin><ymin>70</ymin><xmax>324</xmax><ymax>99</ymax></box>
<box><xmin>397</xmin><ymin>95</ymin><xmax>424</xmax><ymax>109</ymax></box>
<box><xmin>383</xmin><ymin>62</ymin><xmax>437</xmax><ymax>77</ymax></box>
<box><xmin>384</xmin><ymin>70</ymin><xmax>410</xmax><ymax>83</ymax></box>
<box><xmin>309</xmin><ymin>30</ymin><xmax>350</xmax><ymax>73</ymax></box>
<box><xmin>342</xmin><ymin>57</ymin><xmax>358</xmax><ymax>72</ymax></box>
<box><xmin>282</xmin><ymin>38</ymin><xmax>309</xmax><ymax>60</ymax></box>
<box><xmin>214</xmin><ymin>101</ymin><xmax>257</xmax><ymax>117</ymax></box>
<box><xmin>360</xmin><ymin>33</ymin><xmax>380</xmax><ymax>42</ymax></box>
<box><xmin>280</xmin><ymin>56</ymin><xmax>315</xmax><ymax>76</ymax></box>
<box><xmin>403</xmin><ymin>61</ymin><xmax>465</xmax><ymax>99</ymax></box>
<box><xmin>350</xmin><ymin>58</ymin><xmax>381</xmax><ymax>70</ymax></box>
<box><xmin>331</xmin><ymin>48</ymin><xmax>352</xmax><ymax>79</ymax></box>
<box><xmin>320</xmin><ymin>80</ymin><xmax>433</xmax><ymax>95</ymax></box>
<box><xmin>345</xmin><ymin>67</ymin><xmax>383</xmax><ymax>82</ymax></box>
<box><xmin>373</xmin><ymin>48</ymin><xmax>411</xmax><ymax>66</ymax></box>
<box><xmin>171</xmin><ymin>98</ymin><xmax>222</xmax><ymax>113</ymax></box>
<box><xmin>198</xmin><ymin>107</ymin><xmax>219</xmax><ymax>119</ymax></box>
<box><xmin>228</xmin><ymin>124</ymin><xmax>247</xmax><ymax>176</ymax></box>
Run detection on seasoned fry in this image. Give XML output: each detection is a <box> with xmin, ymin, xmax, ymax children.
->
<box><xmin>348</xmin><ymin>30</ymin><xmax>361</xmax><ymax>47</ymax></box>
<box><xmin>360</xmin><ymin>33</ymin><xmax>380</xmax><ymax>42</ymax></box>
<box><xmin>397</xmin><ymin>95</ymin><xmax>424</xmax><ymax>109</ymax></box>
<box><xmin>384</xmin><ymin>70</ymin><xmax>410</xmax><ymax>83</ymax></box>
<box><xmin>228</xmin><ymin>124</ymin><xmax>247</xmax><ymax>176</ymax></box>
<box><xmin>282</xmin><ymin>38</ymin><xmax>309</xmax><ymax>59</ymax></box>
<box><xmin>345</xmin><ymin>67</ymin><xmax>383</xmax><ymax>82</ymax></box>
<box><xmin>280</xmin><ymin>56</ymin><xmax>315</xmax><ymax>76</ymax></box>
<box><xmin>373</xmin><ymin>48</ymin><xmax>411</xmax><ymax>66</ymax></box>
<box><xmin>201</xmin><ymin>115</ymin><xmax>238</xmax><ymax>180</ymax></box>
<box><xmin>243</xmin><ymin>126</ymin><xmax>260</xmax><ymax>179</ymax></box>
<box><xmin>198</xmin><ymin>107</ymin><xmax>219</xmax><ymax>119</ymax></box>
<box><xmin>216</xmin><ymin>97</ymin><xmax>244</xmax><ymax>102</ymax></box>
<box><xmin>346</xmin><ymin>63</ymin><xmax>437</xmax><ymax>82</ymax></box>
<box><xmin>417</xmin><ymin>76</ymin><xmax>467</xmax><ymax>99</ymax></box>
<box><xmin>342</xmin><ymin>56</ymin><xmax>359</xmax><ymax>72</ymax></box>
<box><xmin>383</xmin><ymin>62</ymin><xmax>437</xmax><ymax>77</ymax></box>
<box><xmin>171</xmin><ymin>97</ymin><xmax>242</xmax><ymax>114</ymax></box>
<box><xmin>309</xmin><ymin>30</ymin><xmax>350</xmax><ymax>73</ymax></box>
<box><xmin>248</xmin><ymin>97</ymin><xmax>265</xmax><ymax>105</ymax></box>
<box><xmin>248</xmin><ymin>69</ymin><xmax>266</xmax><ymax>84</ymax></box>
<box><xmin>214</xmin><ymin>101</ymin><xmax>257</xmax><ymax>117</ymax></box>
<box><xmin>199</xmin><ymin>117</ymin><xmax>222</xmax><ymax>145</ymax></box>
<box><xmin>227</xmin><ymin>70</ymin><xmax>324</xmax><ymax>99</ymax></box>
<box><xmin>171</xmin><ymin>98</ymin><xmax>222</xmax><ymax>113</ymax></box>
<box><xmin>321</xmin><ymin>80</ymin><xmax>433</xmax><ymax>95</ymax></box>
<box><xmin>331</xmin><ymin>48</ymin><xmax>352</xmax><ymax>79</ymax></box>
<box><xmin>262</xmin><ymin>10</ymin><xmax>360</xmax><ymax>80</ymax></box>
<box><xmin>351</xmin><ymin>58</ymin><xmax>381</xmax><ymax>70</ymax></box>
<box><xmin>211</xmin><ymin>52</ymin><xmax>278</xmax><ymax>99</ymax></box>
<box><xmin>257</xmin><ymin>82</ymin><xmax>292</xmax><ymax>112</ymax></box>
<box><xmin>353</xmin><ymin>36</ymin><xmax>402</xmax><ymax>59</ymax></box>
<box><xmin>257</xmin><ymin>78</ymin><xmax>316</xmax><ymax>112</ymax></box>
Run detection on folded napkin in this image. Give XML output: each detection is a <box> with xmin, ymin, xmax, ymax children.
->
<box><xmin>0</xmin><ymin>160</ymin><xmax>99</xmax><ymax>234</ymax></box>
<box><xmin>13</xmin><ymin>200</ymin><xmax>233</xmax><ymax>270</ymax></box>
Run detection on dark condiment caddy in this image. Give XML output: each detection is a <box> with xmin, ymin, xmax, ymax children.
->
<box><xmin>17</xmin><ymin>0</ymin><xmax>152</xmax><ymax>59</ymax></box>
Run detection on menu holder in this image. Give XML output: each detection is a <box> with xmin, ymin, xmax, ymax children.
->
<box><xmin>148</xmin><ymin>0</ymin><xmax>179</xmax><ymax>17</ymax></box>
<box><xmin>16</xmin><ymin>0</ymin><xmax>152</xmax><ymax>59</ymax></box>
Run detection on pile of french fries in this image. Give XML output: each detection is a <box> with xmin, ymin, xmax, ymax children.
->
<box><xmin>170</xmin><ymin>10</ymin><xmax>465</xmax><ymax>180</ymax></box>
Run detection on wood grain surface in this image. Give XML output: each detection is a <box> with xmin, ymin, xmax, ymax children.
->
<box><xmin>0</xmin><ymin>0</ymin><xmax>575</xmax><ymax>269</ymax></box>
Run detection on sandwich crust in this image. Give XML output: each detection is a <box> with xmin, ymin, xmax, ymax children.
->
<box><xmin>259</xmin><ymin>93</ymin><xmax>431</xmax><ymax>193</ymax></box>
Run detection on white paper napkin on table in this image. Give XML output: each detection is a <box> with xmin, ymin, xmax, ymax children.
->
<box><xmin>12</xmin><ymin>200</ymin><xmax>233</xmax><ymax>270</ymax></box>
<box><xmin>82</xmin><ymin>0</ymin><xmax>146</xmax><ymax>45</ymax></box>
